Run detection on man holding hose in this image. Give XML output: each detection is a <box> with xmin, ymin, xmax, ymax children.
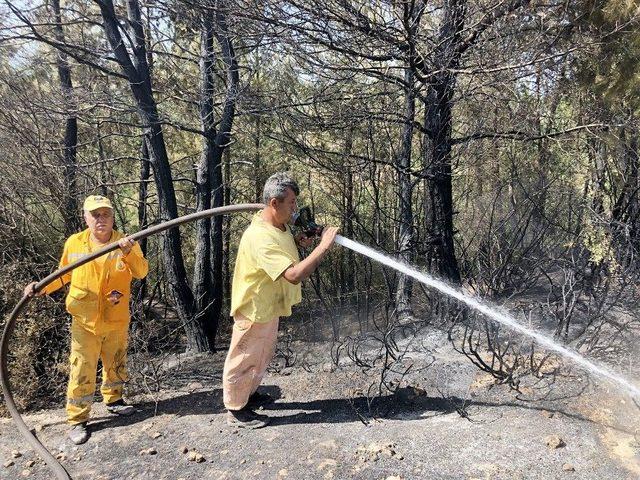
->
<box><xmin>223</xmin><ymin>172</ymin><xmax>338</xmax><ymax>428</ymax></box>
<box><xmin>25</xmin><ymin>195</ymin><xmax>148</xmax><ymax>444</ymax></box>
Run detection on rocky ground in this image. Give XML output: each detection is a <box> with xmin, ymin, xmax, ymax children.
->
<box><xmin>1</xmin><ymin>327</ymin><xmax>639</xmax><ymax>480</ymax></box>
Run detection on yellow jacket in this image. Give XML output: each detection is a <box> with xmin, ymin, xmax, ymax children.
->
<box><xmin>44</xmin><ymin>229</ymin><xmax>148</xmax><ymax>332</ymax></box>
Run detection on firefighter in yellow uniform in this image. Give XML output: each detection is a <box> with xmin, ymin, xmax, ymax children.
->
<box><xmin>25</xmin><ymin>195</ymin><xmax>148</xmax><ymax>444</ymax></box>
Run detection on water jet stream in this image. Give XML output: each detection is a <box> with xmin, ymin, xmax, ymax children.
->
<box><xmin>335</xmin><ymin>235</ymin><xmax>640</xmax><ymax>398</ymax></box>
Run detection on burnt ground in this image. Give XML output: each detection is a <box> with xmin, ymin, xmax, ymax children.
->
<box><xmin>1</xmin><ymin>326</ymin><xmax>639</xmax><ymax>480</ymax></box>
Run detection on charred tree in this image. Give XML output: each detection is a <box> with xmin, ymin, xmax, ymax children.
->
<box><xmin>50</xmin><ymin>0</ymin><xmax>80</xmax><ymax>235</ymax></box>
<box><xmin>95</xmin><ymin>0</ymin><xmax>204</xmax><ymax>350</ymax></box>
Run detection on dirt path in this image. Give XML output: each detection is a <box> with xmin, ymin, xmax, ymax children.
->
<box><xmin>1</xmin><ymin>331</ymin><xmax>639</xmax><ymax>480</ymax></box>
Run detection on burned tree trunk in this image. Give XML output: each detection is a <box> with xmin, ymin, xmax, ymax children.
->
<box><xmin>223</xmin><ymin>147</ymin><xmax>232</xmax><ymax>309</ymax></box>
<box><xmin>96</xmin><ymin>0</ymin><xmax>206</xmax><ymax>350</ymax></box>
<box><xmin>396</xmin><ymin>67</ymin><xmax>416</xmax><ymax>317</ymax></box>
<box><xmin>340</xmin><ymin>129</ymin><xmax>356</xmax><ymax>304</ymax></box>
<box><xmin>422</xmin><ymin>0</ymin><xmax>466</xmax><ymax>284</ymax></box>
<box><xmin>395</xmin><ymin>0</ymin><xmax>421</xmax><ymax>317</ymax></box>
<box><xmin>193</xmin><ymin>13</ymin><xmax>216</xmax><ymax>350</ymax></box>
<box><xmin>134</xmin><ymin>141</ymin><xmax>151</xmax><ymax>303</ymax></box>
<box><xmin>207</xmin><ymin>3</ymin><xmax>239</xmax><ymax>346</ymax></box>
<box><xmin>612</xmin><ymin>126</ymin><xmax>640</xmax><ymax>264</ymax></box>
<box><xmin>50</xmin><ymin>0</ymin><xmax>80</xmax><ymax>235</ymax></box>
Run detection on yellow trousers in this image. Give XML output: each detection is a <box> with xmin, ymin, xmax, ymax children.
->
<box><xmin>67</xmin><ymin>321</ymin><xmax>128</xmax><ymax>424</ymax></box>
<box><xmin>222</xmin><ymin>314</ymin><xmax>279</xmax><ymax>410</ymax></box>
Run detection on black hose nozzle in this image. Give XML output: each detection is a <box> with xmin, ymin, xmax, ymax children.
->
<box><xmin>294</xmin><ymin>206</ymin><xmax>324</xmax><ymax>237</ymax></box>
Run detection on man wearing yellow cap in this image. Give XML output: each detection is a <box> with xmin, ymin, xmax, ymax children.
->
<box><xmin>25</xmin><ymin>195</ymin><xmax>148</xmax><ymax>444</ymax></box>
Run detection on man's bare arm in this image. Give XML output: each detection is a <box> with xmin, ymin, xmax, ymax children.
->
<box><xmin>283</xmin><ymin>227</ymin><xmax>338</xmax><ymax>284</ymax></box>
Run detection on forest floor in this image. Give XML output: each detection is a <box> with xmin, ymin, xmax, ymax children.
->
<box><xmin>1</xmin><ymin>322</ymin><xmax>640</xmax><ymax>480</ymax></box>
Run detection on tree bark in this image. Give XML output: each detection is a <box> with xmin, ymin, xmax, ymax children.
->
<box><xmin>339</xmin><ymin>129</ymin><xmax>355</xmax><ymax>304</ymax></box>
<box><xmin>96</xmin><ymin>0</ymin><xmax>203</xmax><ymax>350</ymax></box>
<box><xmin>193</xmin><ymin>13</ymin><xmax>216</xmax><ymax>351</ymax></box>
<box><xmin>423</xmin><ymin>0</ymin><xmax>466</xmax><ymax>284</ymax></box>
<box><xmin>223</xmin><ymin>147</ymin><xmax>232</xmax><ymax>310</ymax></box>
<box><xmin>396</xmin><ymin>67</ymin><xmax>416</xmax><ymax>317</ymax></box>
<box><xmin>135</xmin><ymin>140</ymin><xmax>151</xmax><ymax>301</ymax></box>
<box><xmin>612</xmin><ymin>126</ymin><xmax>640</xmax><ymax>254</ymax></box>
<box><xmin>206</xmin><ymin>2</ymin><xmax>239</xmax><ymax>346</ymax></box>
<box><xmin>253</xmin><ymin>48</ymin><xmax>264</xmax><ymax>202</ymax></box>
<box><xmin>50</xmin><ymin>0</ymin><xmax>80</xmax><ymax>235</ymax></box>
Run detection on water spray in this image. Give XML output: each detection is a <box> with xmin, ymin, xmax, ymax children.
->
<box><xmin>334</xmin><ymin>234</ymin><xmax>640</xmax><ymax>399</ymax></box>
<box><xmin>287</xmin><ymin>208</ymin><xmax>638</xmax><ymax>398</ymax></box>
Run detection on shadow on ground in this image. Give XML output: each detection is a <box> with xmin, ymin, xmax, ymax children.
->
<box><xmin>84</xmin><ymin>384</ymin><xmax>633</xmax><ymax>436</ymax></box>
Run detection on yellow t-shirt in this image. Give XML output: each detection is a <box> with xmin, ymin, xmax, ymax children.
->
<box><xmin>230</xmin><ymin>213</ymin><xmax>302</xmax><ymax>323</ymax></box>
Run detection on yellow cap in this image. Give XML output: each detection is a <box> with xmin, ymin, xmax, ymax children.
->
<box><xmin>83</xmin><ymin>195</ymin><xmax>113</xmax><ymax>212</ymax></box>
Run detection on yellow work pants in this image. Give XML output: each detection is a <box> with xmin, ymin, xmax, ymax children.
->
<box><xmin>66</xmin><ymin>321</ymin><xmax>128</xmax><ymax>424</ymax></box>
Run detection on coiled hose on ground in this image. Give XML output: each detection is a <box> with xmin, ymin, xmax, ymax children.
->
<box><xmin>0</xmin><ymin>203</ymin><xmax>264</xmax><ymax>480</ymax></box>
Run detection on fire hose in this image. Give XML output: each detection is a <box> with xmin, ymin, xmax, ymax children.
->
<box><xmin>1</xmin><ymin>203</ymin><xmax>264</xmax><ymax>480</ymax></box>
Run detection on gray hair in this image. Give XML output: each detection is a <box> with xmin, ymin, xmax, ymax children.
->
<box><xmin>262</xmin><ymin>172</ymin><xmax>300</xmax><ymax>204</ymax></box>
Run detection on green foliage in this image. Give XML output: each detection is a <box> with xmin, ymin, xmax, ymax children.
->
<box><xmin>578</xmin><ymin>1</ymin><xmax>640</xmax><ymax>109</ymax></box>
